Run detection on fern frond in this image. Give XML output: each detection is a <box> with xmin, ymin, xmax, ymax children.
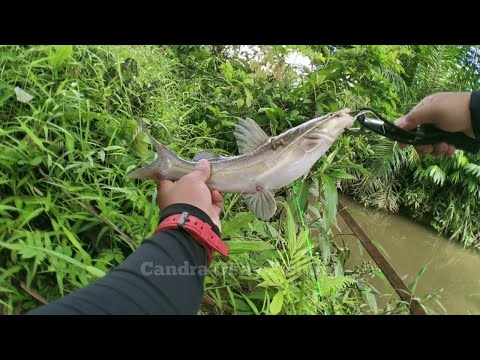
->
<box><xmin>408</xmin><ymin>45</ymin><xmax>473</xmax><ymax>106</ymax></box>
<box><xmin>317</xmin><ymin>276</ymin><xmax>356</xmax><ymax>297</ymax></box>
<box><xmin>360</xmin><ymin>176</ymin><xmax>401</xmax><ymax>212</ymax></box>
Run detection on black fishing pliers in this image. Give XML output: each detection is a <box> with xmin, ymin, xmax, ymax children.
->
<box><xmin>346</xmin><ymin>108</ymin><xmax>480</xmax><ymax>155</ymax></box>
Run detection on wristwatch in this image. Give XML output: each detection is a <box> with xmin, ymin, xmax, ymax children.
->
<box><xmin>155</xmin><ymin>211</ymin><xmax>229</xmax><ymax>266</ymax></box>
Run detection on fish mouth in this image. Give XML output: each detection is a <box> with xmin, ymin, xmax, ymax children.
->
<box><xmin>303</xmin><ymin>112</ymin><xmax>354</xmax><ymax>140</ymax></box>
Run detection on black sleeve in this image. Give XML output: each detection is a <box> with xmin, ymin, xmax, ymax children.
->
<box><xmin>470</xmin><ymin>89</ymin><xmax>480</xmax><ymax>139</ymax></box>
<box><xmin>26</xmin><ymin>204</ymin><xmax>220</xmax><ymax>315</ymax></box>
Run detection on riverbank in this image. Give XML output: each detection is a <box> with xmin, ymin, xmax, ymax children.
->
<box><xmin>335</xmin><ymin>194</ymin><xmax>480</xmax><ymax>315</ymax></box>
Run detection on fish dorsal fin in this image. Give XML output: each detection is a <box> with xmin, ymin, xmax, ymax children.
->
<box><xmin>234</xmin><ymin>118</ymin><xmax>270</xmax><ymax>155</ymax></box>
<box><xmin>192</xmin><ymin>152</ymin><xmax>224</xmax><ymax>162</ymax></box>
<box><xmin>242</xmin><ymin>188</ymin><xmax>277</xmax><ymax>221</ymax></box>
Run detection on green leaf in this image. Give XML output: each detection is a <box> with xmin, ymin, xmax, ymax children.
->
<box><xmin>0</xmin><ymin>265</ymin><xmax>22</xmax><ymax>284</ymax></box>
<box><xmin>465</xmin><ymin>163</ymin><xmax>480</xmax><ymax>178</ymax></box>
<box><xmin>449</xmin><ymin>170</ymin><xmax>460</xmax><ymax>183</ymax></box>
<box><xmin>426</xmin><ymin>165</ymin><xmax>445</xmax><ymax>186</ymax></box>
<box><xmin>29</xmin><ymin>156</ymin><xmax>43</xmax><ymax>166</ymax></box>
<box><xmin>49</xmin><ymin>45</ymin><xmax>73</xmax><ymax>70</ymax></box>
<box><xmin>20</xmin><ymin>247</ymin><xmax>41</xmax><ymax>259</ymax></box>
<box><xmin>365</xmin><ymin>291</ymin><xmax>378</xmax><ymax>314</ymax></box>
<box><xmin>221</xmin><ymin>212</ymin><xmax>256</xmax><ymax>238</ymax></box>
<box><xmin>236</xmin><ymin>98</ymin><xmax>245</xmax><ymax>108</ymax></box>
<box><xmin>288</xmin><ymin>180</ymin><xmax>309</xmax><ymax>219</ymax></box>
<box><xmin>224</xmin><ymin>240</ymin><xmax>274</xmax><ymax>254</ymax></box>
<box><xmin>315</xmin><ymin>73</ymin><xmax>326</xmax><ymax>85</ymax></box>
<box><xmin>0</xmin><ymin>205</ymin><xmax>20</xmax><ymax>212</ymax></box>
<box><xmin>280</xmin><ymin>200</ymin><xmax>297</xmax><ymax>249</ymax></box>
<box><xmin>98</xmin><ymin>150</ymin><xmax>106</xmax><ymax>162</ymax></box>
<box><xmin>56</xmin><ymin>271</ymin><xmax>64</xmax><ymax>295</ymax></box>
<box><xmin>104</xmin><ymin>146</ymin><xmax>126</xmax><ymax>152</ymax></box>
<box><xmin>270</xmin><ymin>290</ymin><xmax>284</xmax><ymax>315</ymax></box>
<box><xmin>246</xmin><ymin>289</ymin><xmax>275</xmax><ymax>300</ymax></box>
<box><xmin>242</xmin><ymin>294</ymin><xmax>260</xmax><ymax>315</ymax></box>
<box><xmin>55</xmin><ymin>78</ymin><xmax>69</xmax><ymax>96</ymax></box>
<box><xmin>17</xmin><ymin>121</ymin><xmax>54</xmax><ymax>155</ymax></box>
<box><xmin>258</xmin><ymin>266</ymin><xmax>285</xmax><ymax>287</ymax></box>
<box><xmin>328</xmin><ymin>170</ymin><xmax>357</xmax><ymax>180</ymax></box>
<box><xmin>320</xmin><ymin>237</ymin><xmax>331</xmax><ymax>264</ymax></box>
<box><xmin>76</xmin><ymin>261</ymin><xmax>97</xmax><ymax>279</ymax></box>
<box><xmin>258</xmin><ymin>105</ymin><xmax>277</xmax><ymax>122</ymax></box>
<box><xmin>372</xmin><ymin>270</ymin><xmax>386</xmax><ymax>280</ymax></box>
<box><xmin>257</xmin><ymin>107</ymin><xmax>274</xmax><ymax>114</ymax></box>
<box><xmin>16</xmin><ymin>207</ymin><xmax>44</xmax><ymax>229</ymax></box>
<box><xmin>0</xmin><ymin>51</ymin><xmax>16</xmax><ymax>61</ymax></box>
<box><xmin>254</xmin><ymin>250</ymin><xmax>281</xmax><ymax>263</ymax></box>
<box><xmin>274</xmin><ymin>107</ymin><xmax>285</xmax><ymax>119</ymax></box>
<box><xmin>410</xmin><ymin>264</ymin><xmax>428</xmax><ymax>295</ymax></box>
<box><xmin>244</xmin><ymin>87</ymin><xmax>253</xmax><ymax>107</ymax></box>
<box><xmin>0</xmin><ymin>88</ymin><xmax>14</xmax><ymax>107</ymax></box>
<box><xmin>233</xmin><ymin>298</ymin><xmax>251</xmax><ymax>312</ymax></box>
<box><xmin>266</xmin><ymin>223</ymin><xmax>280</xmax><ymax>238</ymax></box>
<box><xmin>320</xmin><ymin>174</ymin><xmax>337</xmax><ymax>230</ymax></box>
<box><xmin>61</xmin><ymin>225</ymin><xmax>89</xmax><ymax>258</ymax></box>
<box><xmin>326</xmin><ymin>147</ymin><xmax>339</xmax><ymax>164</ymax></box>
<box><xmin>0</xmin><ymin>241</ymin><xmax>105</xmax><ymax>278</ymax></box>
<box><xmin>334</xmin><ymin>261</ymin><xmax>344</xmax><ymax>277</ymax></box>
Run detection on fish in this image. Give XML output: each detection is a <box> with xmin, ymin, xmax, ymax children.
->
<box><xmin>128</xmin><ymin>108</ymin><xmax>355</xmax><ymax>220</ymax></box>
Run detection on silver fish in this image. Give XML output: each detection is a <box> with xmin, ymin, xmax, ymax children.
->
<box><xmin>128</xmin><ymin>109</ymin><xmax>355</xmax><ymax>220</ymax></box>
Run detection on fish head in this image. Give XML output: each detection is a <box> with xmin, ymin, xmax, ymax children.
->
<box><xmin>279</xmin><ymin>108</ymin><xmax>355</xmax><ymax>154</ymax></box>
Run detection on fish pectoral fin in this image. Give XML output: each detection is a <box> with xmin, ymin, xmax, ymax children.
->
<box><xmin>192</xmin><ymin>152</ymin><xmax>224</xmax><ymax>161</ymax></box>
<box><xmin>242</xmin><ymin>188</ymin><xmax>277</xmax><ymax>221</ymax></box>
<box><xmin>234</xmin><ymin>117</ymin><xmax>270</xmax><ymax>155</ymax></box>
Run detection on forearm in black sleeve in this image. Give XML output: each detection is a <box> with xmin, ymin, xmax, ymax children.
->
<box><xmin>26</xmin><ymin>204</ymin><xmax>219</xmax><ymax>315</ymax></box>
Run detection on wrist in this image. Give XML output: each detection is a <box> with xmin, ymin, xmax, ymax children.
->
<box><xmin>160</xmin><ymin>203</ymin><xmax>221</xmax><ymax>237</ymax></box>
<box><xmin>157</xmin><ymin>204</ymin><xmax>227</xmax><ymax>266</ymax></box>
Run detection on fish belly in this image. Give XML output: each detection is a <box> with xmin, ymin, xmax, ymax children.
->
<box><xmin>261</xmin><ymin>152</ymin><xmax>318</xmax><ymax>190</ymax></box>
<box><xmin>207</xmin><ymin>169</ymin><xmax>259</xmax><ymax>194</ymax></box>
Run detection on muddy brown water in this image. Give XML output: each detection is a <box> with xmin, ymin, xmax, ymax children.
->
<box><xmin>334</xmin><ymin>194</ymin><xmax>480</xmax><ymax>315</ymax></box>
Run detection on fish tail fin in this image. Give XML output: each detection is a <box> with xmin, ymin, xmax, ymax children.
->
<box><xmin>127</xmin><ymin>119</ymin><xmax>181</xmax><ymax>181</ymax></box>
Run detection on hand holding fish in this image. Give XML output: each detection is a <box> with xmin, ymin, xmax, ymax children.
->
<box><xmin>156</xmin><ymin>159</ymin><xmax>224</xmax><ymax>232</ymax></box>
<box><xmin>394</xmin><ymin>91</ymin><xmax>478</xmax><ymax>156</ymax></box>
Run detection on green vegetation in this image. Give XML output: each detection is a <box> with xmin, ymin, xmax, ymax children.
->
<box><xmin>0</xmin><ymin>45</ymin><xmax>478</xmax><ymax>314</ymax></box>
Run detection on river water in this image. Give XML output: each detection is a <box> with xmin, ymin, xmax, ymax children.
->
<box><xmin>334</xmin><ymin>194</ymin><xmax>480</xmax><ymax>315</ymax></box>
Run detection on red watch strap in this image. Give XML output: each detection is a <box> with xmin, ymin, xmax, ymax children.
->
<box><xmin>155</xmin><ymin>212</ymin><xmax>228</xmax><ymax>265</ymax></box>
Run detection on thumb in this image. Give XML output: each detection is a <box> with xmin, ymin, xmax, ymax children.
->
<box><xmin>394</xmin><ymin>113</ymin><xmax>422</xmax><ymax>131</ymax></box>
<box><xmin>185</xmin><ymin>159</ymin><xmax>211</xmax><ymax>182</ymax></box>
